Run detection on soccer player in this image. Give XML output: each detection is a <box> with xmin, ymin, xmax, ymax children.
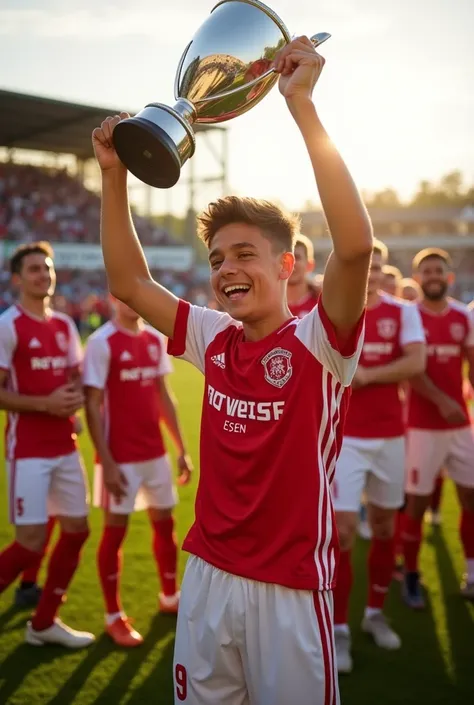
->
<box><xmin>331</xmin><ymin>240</ymin><xmax>425</xmax><ymax>672</ymax></box>
<box><xmin>382</xmin><ymin>264</ymin><xmax>403</xmax><ymax>297</ymax></box>
<box><xmin>83</xmin><ymin>298</ymin><xmax>192</xmax><ymax>647</ymax></box>
<box><xmin>402</xmin><ymin>248</ymin><xmax>474</xmax><ymax>607</ymax></box>
<box><xmin>287</xmin><ymin>233</ymin><xmax>321</xmax><ymax>317</ymax></box>
<box><xmin>0</xmin><ymin>242</ymin><xmax>94</xmax><ymax>648</ymax></box>
<box><xmin>92</xmin><ymin>37</ymin><xmax>373</xmax><ymax>704</ymax></box>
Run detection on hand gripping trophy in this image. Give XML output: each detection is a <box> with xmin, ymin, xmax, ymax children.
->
<box><xmin>112</xmin><ymin>0</ymin><xmax>330</xmax><ymax>188</ymax></box>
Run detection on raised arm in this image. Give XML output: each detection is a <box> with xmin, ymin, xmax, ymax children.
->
<box><xmin>275</xmin><ymin>38</ymin><xmax>373</xmax><ymax>340</ymax></box>
<box><xmin>92</xmin><ymin>113</ymin><xmax>179</xmax><ymax>338</ymax></box>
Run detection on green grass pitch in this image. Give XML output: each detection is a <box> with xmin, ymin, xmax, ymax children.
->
<box><xmin>0</xmin><ymin>359</ymin><xmax>473</xmax><ymax>704</ymax></box>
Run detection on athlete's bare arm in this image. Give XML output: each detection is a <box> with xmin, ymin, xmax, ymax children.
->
<box><xmin>353</xmin><ymin>342</ymin><xmax>426</xmax><ymax>387</ymax></box>
<box><xmin>156</xmin><ymin>376</ymin><xmax>193</xmax><ymax>485</ymax></box>
<box><xmin>0</xmin><ymin>369</ymin><xmax>83</xmax><ymax>417</ymax></box>
<box><xmin>84</xmin><ymin>386</ymin><xmax>128</xmax><ymax>500</ymax></box>
<box><xmin>92</xmin><ymin>115</ymin><xmax>179</xmax><ymax>339</ymax></box>
<box><xmin>276</xmin><ymin>37</ymin><xmax>373</xmax><ymax>339</ymax></box>
<box><xmin>465</xmin><ymin>346</ymin><xmax>474</xmax><ymax>389</ymax></box>
<box><xmin>410</xmin><ymin>374</ymin><xmax>468</xmax><ymax>425</ymax></box>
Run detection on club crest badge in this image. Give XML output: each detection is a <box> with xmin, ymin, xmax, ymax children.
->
<box><xmin>261</xmin><ymin>348</ymin><xmax>293</xmax><ymax>389</ymax></box>
<box><xmin>450</xmin><ymin>323</ymin><xmax>464</xmax><ymax>342</ymax></box>
<box><xmin>55</xmin><ymin>331</ymin><xmax>68</xmax><ymax>352</ymax></box>
<box><xmin>148</xmin><ymin>344</ymin><xmax>159</xmax><ymax>362</ymax></box>
<box><xmin>377</xmin><ymin>318</ymin><xmax>396</xmax><ymax>339</ymax></box>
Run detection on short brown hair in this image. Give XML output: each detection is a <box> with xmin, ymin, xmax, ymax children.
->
<box><xmin>197</xmin><ymin>196</ymin><xmax>300</xmax><ymax>253</ymax></box>
<box><xmin>294</xmin><ymin>233</ymin><xmax>315</xmax><ymax>262</ymax></box>
<box><xmin>382</xmin><ymin>264</ymin><xmax>403</xmax><ymax>281</ymax></box>
<box><xmin>10</xmin><ymin>241</ymin><xmax>54</xmax><ymax>275</ymax></box>
<box><xmin>372</xmin><ymin>238</ymin><xmax>388</xmax><ymax>263</ymax></box>
<box><xmin>412</xmin><ymin>248</ymin><xmax>452</xmax><ymax>271</ymax></box>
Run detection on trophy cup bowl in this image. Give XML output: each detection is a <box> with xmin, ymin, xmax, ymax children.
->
<box><xmin>112</xmin><ymin>0</ymin><xmax>330</xmax><ymax>188</ymax></box>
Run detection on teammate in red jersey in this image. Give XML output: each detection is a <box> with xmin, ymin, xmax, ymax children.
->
<box><xmin>0</xmin><ymin>242</ymin><xmax>94</xmax><ymax>648</ymax></box>
<box><xmin>331</xmin><ymin>240</ymin><xmax>425</xmax><ymax>672</ymax></box>
<box><xmin>402</xmin><ymin>248</ymin><xmax>474</xmax><ymax>607</ymax></box>
<box><xmin>83</xmin><ymin>298</ymin><xmax>192</xmax><ymax>647</ymax></box>
<box><xmin>92</xmin><ymin>37</ymin><xmax>373</xmax><ymax>705</ymax></box>
<box><xmin>287</xmin><ymin>233</ymin><xmax>321</xmax><ymax>317</ymax></box>
<box><xmin>381</xmin><ymin>264</ymin><xmax>403</xmax><ymax>297</ymax></box>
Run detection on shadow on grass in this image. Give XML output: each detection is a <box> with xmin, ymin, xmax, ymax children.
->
<box><xmin>0</xmin><ymin>613</ymin><xmax>176</xmax><ymax>705</ymax></box>
<box><xmin>339</xmin><ymin>536</ymin><xmax>455</xmax><ymax>705</ymax></box>
<box><xmin>432</xmin><ymin>527</ymin><xmax>474</xmax><ymax>699</ymax></box>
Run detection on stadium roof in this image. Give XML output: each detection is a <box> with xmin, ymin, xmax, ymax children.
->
<box><xmin>0</xmin><ymin>89</ymin><xmax>223</xmax><ymax>160</ymax></box>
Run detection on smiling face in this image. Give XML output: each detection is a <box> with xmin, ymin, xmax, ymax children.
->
<box><xmin>12</xmin><ymin>252</ymin><xmax>56</xmax><ymax>301</ymax></box>
<box><xmin>415</xmin><ymin>255</ymin><xmax>452</xmax><ymax>302</ymax></box>
<box><xmin>208</xmin><ymin>223</ymin><xmax>294</xmax><ymax>322</ymax></box>
<box><xmin>367</xmin><ymin>251</ymin><xmax>384</xmax><ymax>296</ymax></box>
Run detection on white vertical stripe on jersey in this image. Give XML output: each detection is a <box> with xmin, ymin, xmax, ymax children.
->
<box><xmin>319</xmin><ymin>375</ymin><xmax>344</xmax><ymax>587</ymax></box>
<box><xmin>315</xmin><ymin>367</ymin><xmax>333</xmax><ymax>587</ymax></box>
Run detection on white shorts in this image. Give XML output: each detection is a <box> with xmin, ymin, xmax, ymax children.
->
<box><xmin>6</xmin><ymin>451</ymin><xmax>89</xmax><ymax>526</ymax></box>
<box><xmin>93</xmin><ymin>455</ymin><xmax>178</xmax><ymax>514</ymax></box>
<box><xmin>406</xmin><ymin>426</ymin><xmax>474</xmax><ymax>496</ymax></box>
<box><xmin>332</xmin><ymin>436</ymin><xmax>405</xmax><ymax>512</ymax></box>
<box><xmin>173</xmin><ymin>555</ymin><xmax>339</xmax><ymax>705</ymax></box>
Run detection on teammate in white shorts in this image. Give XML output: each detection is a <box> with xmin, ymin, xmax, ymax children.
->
<box><xmin>92</xmin><ymin>36</ymin><xmax>373</xmax><ymax>705</ymax></box>
<box><xmin>0</xmin><ymin>241</ymin><xmax>93</xmax><ymax>648</ymax></box>
<box><xmin>332</xmin><ymin>240</ymin><xmax>425</xmax><ymax>673</ymax></box>
<box><xmin>401</xmin><ymin>248</ymin><xmax>474</xmax><ymax>607</ymax></box>
<box><xmin>84</xmin><ymin>298</ymin><xmax>192</xmax><ymax>647</ymax></box>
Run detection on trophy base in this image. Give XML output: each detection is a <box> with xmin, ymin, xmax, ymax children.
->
<box><xmin>113</xmin><ymin>117</ymin><xmax>183</xmax><ymax>189</ymax></box>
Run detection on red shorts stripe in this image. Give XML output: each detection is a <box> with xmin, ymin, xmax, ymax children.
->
<box><xmin>313</xmin><ymin>591</ymin><xmax>336</xmax><ymax>705</ymax></box>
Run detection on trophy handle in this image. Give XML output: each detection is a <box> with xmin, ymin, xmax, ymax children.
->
<box><xmin>174</xmin><ymin>40</ymin><xmax>193</xmax><ymax>102</ymax></box>
<box><xmin>194</xmin><ymin>32</ymin><xmax>331</xmax><ymax>106</ymax></box>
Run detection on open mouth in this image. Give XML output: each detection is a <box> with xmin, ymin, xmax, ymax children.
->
<box><xmin>222</xmin><ymin>284</ymin><xmax>251</xmax><ymax>301</ymax></box>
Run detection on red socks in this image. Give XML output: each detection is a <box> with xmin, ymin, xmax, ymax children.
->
<box><xmin>401</xmin><ymin>513</ymin><xmax>423</xmax><ymax>573</ymax></box>
<box><xmin>97</xmin><ymin>525</ymin><xmax>127</xmax><ymax>615</ymax></box>
<box><xmin>430</xmin><ymin>476</ymin><xmax>444</xmax><ymax>513</ymax></box>
<box><xmin>152</xmin><ymin>518</ymin><xmax>178</xmax><ymax>597</ymax></box>
<box><xmin>0</xmin><ymin>542</ymin><xmax>40</xmax><ymax>593</ymax></box>
<box><xmin>334</xmin><ymin>549</ymin><xmax>352</xmax><ymax>626</ymax></box>
<box><xmin>21</xmin><ymin>516</ymin><xmax>56</xmax><ymax>585</ymax></box>
<box><xmin>31</xmin><ymin>530</ymin><xmax>89</xmax><ymax>631</ymax></box>
<box><xmin>460</xmin><ymin>510</ymin><xmax>474</xmax><ymax>560</ymax></box>
<box><xmin>367</xmin><ymin>537</ymin><xmax>395</xmax><ymax>609</ymax></box>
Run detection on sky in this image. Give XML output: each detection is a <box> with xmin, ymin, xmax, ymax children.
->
<box><xmin>1</xmin><ymin>0</ymin><xmax>473</xmax><ymax>215</ymax></box>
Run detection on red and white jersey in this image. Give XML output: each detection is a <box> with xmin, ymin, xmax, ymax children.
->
<box><xmin>288</xmin><ymin>290</ymin><xmax>320</xmax><ymax>319</ymax></box>
<box><xmin>408</xmin><ymin>299</ymin><xmax>474</xmax><ymax>430</ymax></box>
<box><xmin>345</xmin><ymin>294</ymin><xmax>425</xmax><ymax>439</ymax></box>
<box><xmin>83</xmin><ymin>321</ymin><xmax>172</xmax><ymax>464</ymax></box>
<box><xmin>168</xmin><ymin>299</ymin><xmax>365</xmax><ymax>591</ymax></box>
<box><xmin>0</xmin><ymin>304</ymin><xmax>82</xmax><ymax>460</ymax></box>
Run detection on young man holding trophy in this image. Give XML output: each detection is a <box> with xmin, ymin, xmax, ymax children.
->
<box><xmin>92</xmin><ymin>26</ymin><xmax>372</xmax><ymax>705</ymax></box>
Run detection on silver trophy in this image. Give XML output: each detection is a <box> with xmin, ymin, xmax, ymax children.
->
<box><xmin>113</xmin><ymin>0</ymin><xmax>330</xmax><ymax>188</ymax></box>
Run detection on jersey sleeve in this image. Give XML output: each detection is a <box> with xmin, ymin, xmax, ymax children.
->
<box><xmin>167</xmin><ymin>300</ymin><xmax>236</xmax><ymax>373</ymax></box>
<box><xmin>400</xmin><ymin>303</ymin><xmax>425</xmax><ymax>346</ymax></box>
<box><xmin>83</xmin><ymin>335</ymin><xmax>111</xmax><ymax>390</ymax></box>
<box><xmin>295</xmin><ymin>300</ymin><xmax>365</xmax><ymax>386</ymax></box>
<box><xmin>66</xmin><ymin>318</ymin><xmax>83</xmax><ymax>367</ymax></box>
<box><xmin>466</xmin><ymin>307</ymin><xmax>474</xmax><ymax>347</ymax></box>
<box><xmin>0</xmin><ymin>317</ymin><xmax>16</xmax><ymax>371</ymax></box>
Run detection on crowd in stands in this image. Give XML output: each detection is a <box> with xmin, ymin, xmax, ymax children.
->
<box><xmin>0</xmin><ymin>162</ymin><xmax>210</xmax><ymax>329</ymax></box>
<box><xmin>1</xmin><ymin>161</ymin><xmax>474</xmax><ymax>322</ymax></box>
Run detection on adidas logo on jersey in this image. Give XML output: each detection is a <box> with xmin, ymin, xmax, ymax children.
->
<box><xmin>28</xmin><ymin>337</ymin><xmax>41</xmax><ymax>349</ymax></box>
<box><xmin>120</xmin><ymin>350</ymin><xmax>133</xmax><ymax>362</ymax></box>
<box><xmin>211</xmin><ymin>352</ymin><xmax>226</xmax><ymax>369</ymax></box>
